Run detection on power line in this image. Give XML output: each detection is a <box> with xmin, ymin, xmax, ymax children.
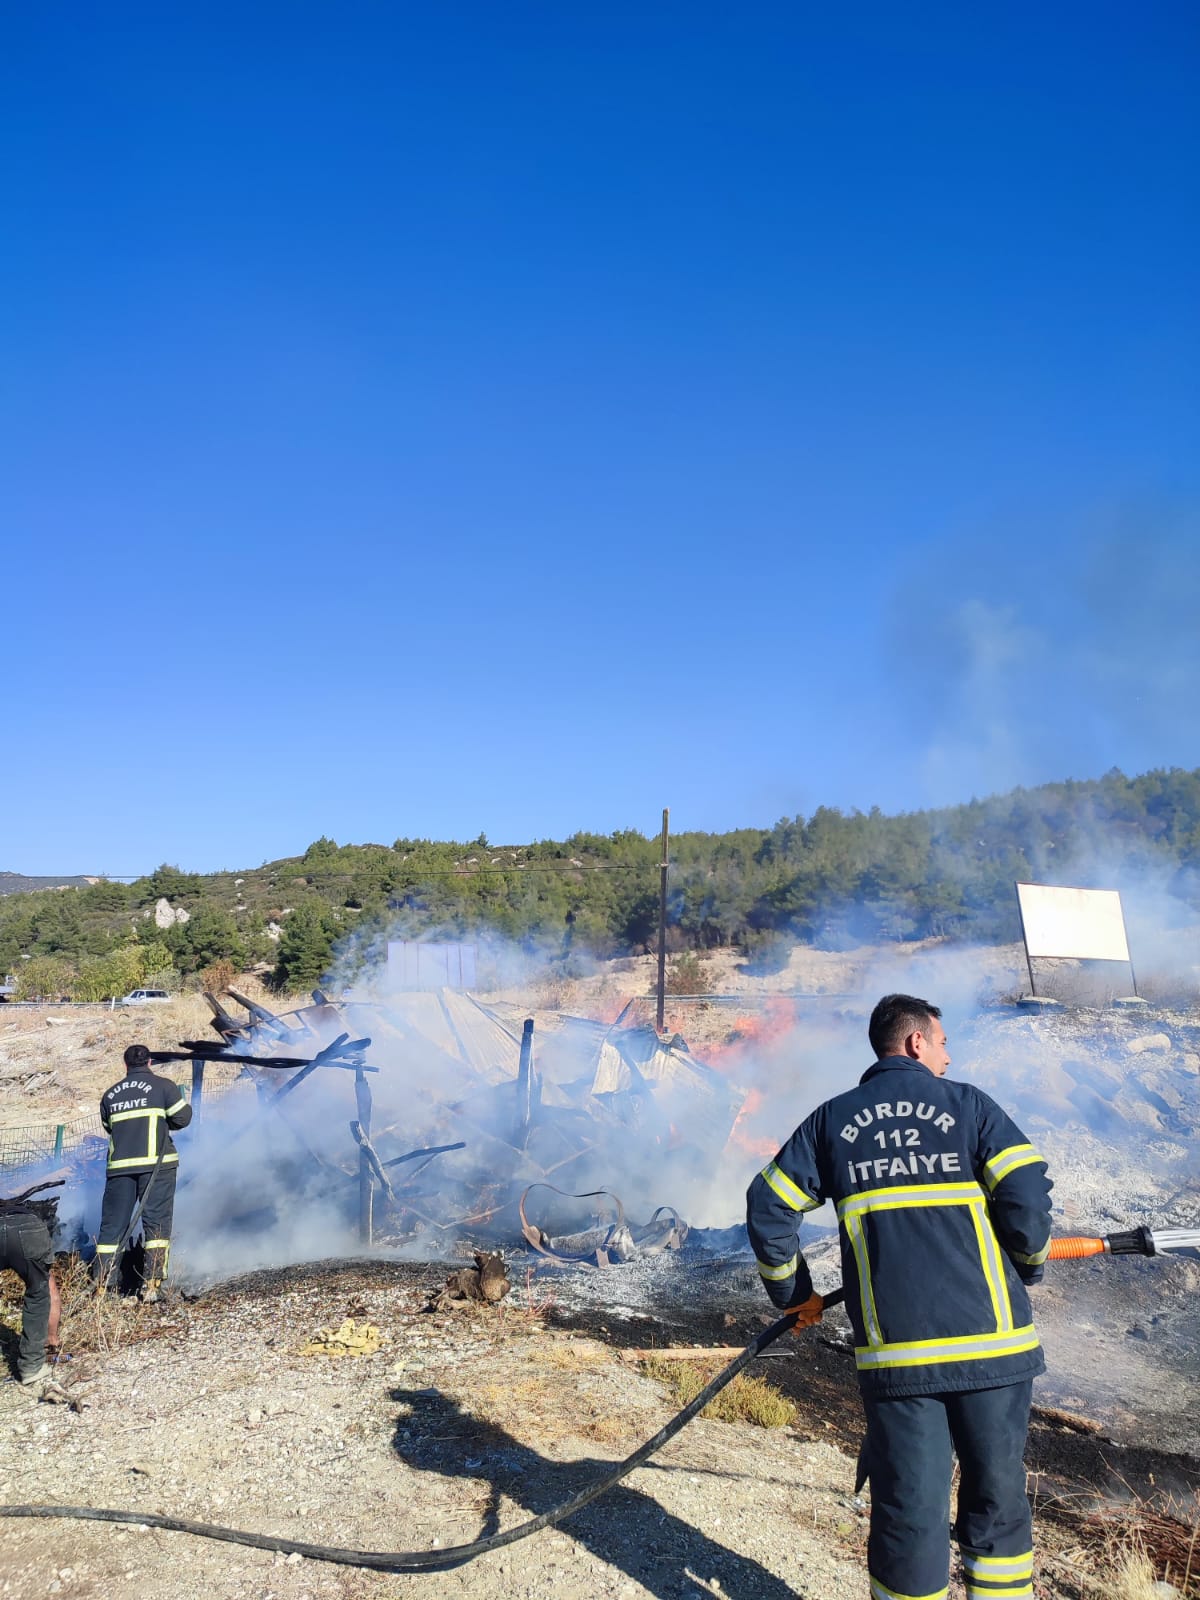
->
<box><xmin>48</xmin><ymin>862</ymin><xmax>657</xmax><ymax>885</ymax></box>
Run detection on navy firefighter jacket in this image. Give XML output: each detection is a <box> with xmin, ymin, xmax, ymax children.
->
<box><xmin>746</xmin><ymin>1057</ymin><xmax>1053</xmax><ymax>1399</ymax></box>
<box><xmin>100</xmin><ymin>1070</ymin><xmax>192</xmax><ymax>1173</ymax></box>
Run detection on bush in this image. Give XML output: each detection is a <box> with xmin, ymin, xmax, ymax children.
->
<box><xmin>736</xmin><ymin>930</ymin><xmax>793</xmax><ymax>975</ymax></box>
<box><xmin>14</xmin><ymin>955</ymin><xmax>77</xmax><ymax>1001</ymax></box>
<box><xmin>664</xmin><ymin>951</ymin><xmax>713</xmax><ymax>995</ymax></box>
<box><xmin>73</xmin><ymin>948</ymin><xmax>145</xmax><ymax>1002</ymax></box>
<box><xmin>199</xmin><ymin>958</ymin><xmax>237</xmax><ymax>994</ymax></box>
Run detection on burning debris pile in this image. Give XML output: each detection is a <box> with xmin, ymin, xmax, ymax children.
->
<box><xmin>143</xmin><ymin>984</ymin><xmax>749</xmax><ymax>1279</ymax></box>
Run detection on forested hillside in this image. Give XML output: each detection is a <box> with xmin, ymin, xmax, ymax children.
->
<box><xmin>2</xmin><ymin>767</ymin><xmax>1198</xmax><ymax>997</ymax></box>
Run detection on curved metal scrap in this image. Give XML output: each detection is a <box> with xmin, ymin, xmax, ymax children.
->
<box><xmin>518</xmin><ymin>1183</ymin><xmax>628</xmax><ymax>1267</ymax></box>
<box><xmin>632</xmin><ymin>1204</ymin><xmax>690</xmax><ymax>1255</ymax></box>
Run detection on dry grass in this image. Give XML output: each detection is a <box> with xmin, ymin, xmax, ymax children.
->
<box><xmin>534</xmin><ymin>1337</ymin><xmax>611</xmax><ymax>1372</ymax></box>
<box><xmin>579</xmin><ymin>1412</ymin><xmax>633</xmax><ymax>1445</ymax></box>
<box><xmin>455</xmin><ymin>1340</ymin><xmax>644</xmax><ymax>1451</ymax></box>
<box><xmin>1</xmin><ymin>1252</ymin><xmax>161</xmax><ymax>1382</ymax></box>
<box><xmin>467</xmin><ymin>1375</ymin><xmax>584</xmax><ymax>1443</ymax></box>
<box><xmin>530</xmin><ymin>972</ymin><xmax>583</xmax><ymax>1012</ymax></box>
<box><xmin>1098</xmin><ymin>1545</ymin><xmax>1167</xmax><ymax>1598</ymax></box>
<box><xmin>1048</xmin><ymin>1499</ymin><xmax>1200</xmax><ymax>1599</ymax></box>
<box><xmin>640</xmin><ymin>1355</ymin><xmax>797</xmax><ymax>1429</ymax></box>
<box><xmin>1090</xmin><ymin>1505</ymin><xmax>1200</xmax><ymax>1599</ymax></box>
<box><xmin>53</xmin><ymin>1252</ymin><xmax>182</xmax><ymax>1357</ymax></box>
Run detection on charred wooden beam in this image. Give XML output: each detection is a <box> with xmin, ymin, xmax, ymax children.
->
<box><xmin>381</xmin><ymin>1141</ymin><xmax>466</xmax><ymax>1171</ymax></box>
<box><xmin>159</xmin><ymin>1033</ymin><xmax>375</xmax><ymax>1073</ymax></box>
<box><xmin>355</xmin><ymin>1066</ymin><xmax>373</xmax><ymax>1244</ymax></box>
<box><xmin>203</xmin><ymin>992</ymin><xmax>250</xmax><ymax>1039</ymax></box>
<box><xmin>225</xmin><ymin>988</ymin><xmax>290</xmax><ymax>1029</ymax></box>
<box><xmin>515</xmin><ymin>1018</ymin><xmax>539</xmax><ymax>1144</ymax></box>
<box><xmin>349</xmin><ymin>1120</ymin><xmax>396</xmax><ymax>1204</ymax></box>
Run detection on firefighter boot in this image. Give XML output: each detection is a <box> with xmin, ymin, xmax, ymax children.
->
<box><xmin>90</xmin><ymin>1249</ymin><xmax>117</xmax><ymax>1296</ymax></box>
<box><xmin>140</xmin><ymin>1241</ymin><xmax>170</xmax><ymax>1303</ymax></box>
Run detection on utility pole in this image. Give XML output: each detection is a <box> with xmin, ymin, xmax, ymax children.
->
<box><xmin>656</xmin><ymin>807</ymin><xmax>669</xmax><ymax>1033</ymax></box>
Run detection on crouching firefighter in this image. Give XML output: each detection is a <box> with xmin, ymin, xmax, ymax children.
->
<box><xmin>93</xmin><ymin>1043</ymin><xmax>192</xmax><ymax>1302</ymax></box>
<box><xmin>747</xmin><ymin>994</ymin><xmax>1053</xmax><ymax>1600</ymax></box>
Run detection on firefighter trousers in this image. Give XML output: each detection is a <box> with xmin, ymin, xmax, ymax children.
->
<box><xmin>863</xmin><ymin>1379</ymin><xmax>1034</xmax><ymax>1600</ymax></box>
<box><xmin>93</xmin><ymin>1166</ymin><xmax>178</xmax><ymax>1293</ymax></box>
<box><xmin>0</xmin><ymin>1213</ymin><xmax>54</xmax><ymax>1379</ymax></box>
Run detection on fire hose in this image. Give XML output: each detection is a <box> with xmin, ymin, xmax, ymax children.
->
<box><xmin>3</xmin><ymin>1226</ymin><xmax>1196</xmax><ymax>1569</ymax></box>
<box><xmin>108</xmin><ymin>1141</ymin><xmax>170</xmax><ymax>1269</ymax></box>
<box><xmin>1047</xmin><ymin>1226</ymin><xmax>1200</xmax><ymax>1261</ymax></box>
<box><xmin>0</xmin><ymin>1291</ymin><xmax>845</xmax><ymax>1569</ymax></box>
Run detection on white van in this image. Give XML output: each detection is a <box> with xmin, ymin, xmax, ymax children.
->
<box><xmin>116</xmin><ymin>988</ymin><xmax>172</xmax><ymax>1006</ymax></box>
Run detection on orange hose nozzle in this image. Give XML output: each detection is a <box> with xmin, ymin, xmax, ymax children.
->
<box><xmin>1047</xmin><ymin>1236</ymin><xmax>1106</xmax><ymax>1259</ymax></box>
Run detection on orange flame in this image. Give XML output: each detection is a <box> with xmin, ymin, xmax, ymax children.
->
<box><xmin>709</xmin><ymin>999</ymin><xmax>800</xmax><ymax>1159</ymax></box>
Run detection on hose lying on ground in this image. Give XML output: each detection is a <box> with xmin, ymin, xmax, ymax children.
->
<box><xmin>15</xmin><ymin>1213</ymin><xmax>1188</xmax><ymax>1565</ymax></box>
<box><xmin>0</xmin><ymin>1289</ymin><xmax>846</xmax><ymax>1571</ymax></box>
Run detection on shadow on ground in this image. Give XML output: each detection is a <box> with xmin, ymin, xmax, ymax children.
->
<box><xmin>390</xmin><ymin>1385</ymin><xmax>804</xmax><ymax>1599</ymax></box>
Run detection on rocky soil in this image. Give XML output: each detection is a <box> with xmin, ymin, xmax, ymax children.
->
<box><xmin>3</xmin><ymin>1256</ymin><xmax>1192</xmax><ymax>1600</ymax></box>
<box><xmin>0</xmin><ymin>995</ymin><xmax>226</xmax><ymax>1132</ymax></box>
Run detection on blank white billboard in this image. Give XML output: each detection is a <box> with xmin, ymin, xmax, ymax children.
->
<box><xmin>1015</xmin><ymin>883</ymin><xmax>1130</xmax><ymax>963</ymax></box>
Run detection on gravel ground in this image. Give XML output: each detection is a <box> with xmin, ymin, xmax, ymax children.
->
<box><xmin>0</xmin><ymin>1260</ymin><xmax>874</xmax><ymax>1600</ymax></box>
<box><xmin>3</xmin><ymin>1256</ymin><xmax>1193</xmax><ymax>1600</ymax></box>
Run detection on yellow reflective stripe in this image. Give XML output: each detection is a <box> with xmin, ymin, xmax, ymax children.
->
<box><xmin>965</xmin><ymin>1586</ymin><xmax>1032</xmax><ymax>1600</ymax></box>
<box><xmin>1010</xmin><ymin>1240</ymin><xmax>1050</xmax><ymax>1267</ymax></box>
<box><xmin>108</xmin><ymin>1105</ymin><xmax>167</xmax><ymax>1162</ymax></box>
<box><xmin>970</xmin><ymin>1202</ymin><xmax>1004</xmax><ymax>1331</ymax></box>
<box><xmin>144</xmin><ymin>1239</ymin><xmax>170</xmax><ymax>1249</ymax></box>
<box><xmin>106</xmin><ymin>1153</ymin><xmax>179</xmax><ymax>1170</ymax></box>
<box><xmin>961</xmin><ymin>1549</ymin><xmax>1033</xmax><ymax>1577</ymax></box>
<box><xmin>757</xmin><ymin>1255</ymin><xmax>797</xmax><ymax>1282</ymax></box>
<box><xmin>760</xmin><ymin>1161</ymin><xmax>819</xmax><ymax>1212</ymax></box>
<box><xmin>94</xmin><ymin>1244</ymin><xmax>118</xmax><ymax>1254</ymax></box>
<box><xmin>856</xmin><ymin>1325</ymin><xmax>1039</xmax><ymax>1369</ymax></box>
<box><xmin>858</xmin><ymin>1323</ymin><xmax>1038</xmax><ymax>1354</ymax></box>
<box><xmin>970</xmin><ymin>1200</ymin><xmax>1012</xmax><ymax>1332</ymax></box>
<box><xmin>839</xmin><ymin>1182</ymin><xmax>983</xmax><ymax>1218</ymax></box>
<box><xmin>846</xmin><ymin>1213</ymin><xmax>883</xmax><ymax>1347</ymax></box>
<box><xmin>166</xmin><ymin>1097</ymin><xmax>188</xmax><ymax>1116</ymax></box>
<box><xmin>870</xmin><ymin>1578</ymin><xmax>948</xmax><ymax>1600</ymax></box>
<box><xmin>983</xmin><ymin>1144</ymin><xmax>1041</xmax><ymax>1191</ymax></box>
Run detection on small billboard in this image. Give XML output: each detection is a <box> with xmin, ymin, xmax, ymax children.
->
<box><xmin>386</xmin><ymin>940</ymin><xmax>478</xmax><ymax>991</ymax></box>
<box><xmin>1015</xmin><ymin>884</ymin><xmax>1130</xmax><ymax>963</ymax></box>
<box><xmin>1014</xmin><ymin>883</ymin><xmax>1135</xmax><ymax>998</ymax></box>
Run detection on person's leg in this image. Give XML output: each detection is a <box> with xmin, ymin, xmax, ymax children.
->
<box><xmin>5</xmin><ymin>1216</ymin><xmax>54</xmax><ymax>1380</ymax></box>
<box><xmin>93</xmin><ymin>1173</ymin><xmax>135</xmax><ymax>1290</ymax></box>
<box><xmin>948</xmin><ymin>1381</ymin><xmax>1035</xmax><ymax>1600</ymax></box>
<box><xmin>139</xmin><ymin>1167</ymin><xmax>177</xmax><ymax>1300</ymax></box>
<box><xmin>864</xmin><ymin>1393</ymin><xmax>954</xmax><ymax>1600</ymax></box>
<box><xmin>47</xmin><ymin>1270</ymin><xmax>61</xmax><ymax>1351</ymax></box>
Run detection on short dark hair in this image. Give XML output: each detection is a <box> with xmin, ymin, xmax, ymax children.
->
<box><xmin>123</xmin><ymin>1043</ymin><xmax>151</xmax><ymax>1071</ymax></box>
<box><xmin>868</xmin><ymin>994</ymin><xmax>942</xmax><ymax>1058</ymax></box>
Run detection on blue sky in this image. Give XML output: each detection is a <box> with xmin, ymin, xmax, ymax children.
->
<box><xmin>2</xmin><ymin>4</ymin><xmax>1197</xmax><ymax>874</ymax></box>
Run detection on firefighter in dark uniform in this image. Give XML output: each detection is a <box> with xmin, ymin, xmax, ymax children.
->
<box><xmin>747</xmin><ymin>994</ymin><xmax>1053</xmax><ymax>1600</ymax></box>
<box><xmin>94</xmin><ymin>1043</ymin><xmax>192</xmax><ymax>1302</ymax></box>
